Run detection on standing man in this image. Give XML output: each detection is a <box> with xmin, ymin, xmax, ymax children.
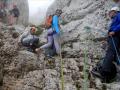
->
<box><xmin>91</xmin><ymin>7</ymin><xmax>120</xmax><ymax>83</ymax></box>
<box><xmin>10</xmin><ymin>5</ymin><xmax>20</xmax><ymax>25</ymax></box>
<box><xmin>0</xmin><ymin>4</ymin><xmax>6</xmax><ymax>22</ymax></box>
<box><xmin>52</xmin><ymin>9</ymin><xmax>62</xmax><ymax>55</ymax></box>
<box><xmin>36</xmin><ymin>9</ymin><xmax>63</xmax><ymax>56</ymax></box>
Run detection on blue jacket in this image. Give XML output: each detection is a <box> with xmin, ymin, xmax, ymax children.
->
<box><xmin>109</xmin><ymin>12</ymin><xmax>120</xmax><ymax>32</ymax></box>
<box><xmin>52</xmin><ymin>15</ymin><xmax>60</xmax><ymax>34</ymax></box>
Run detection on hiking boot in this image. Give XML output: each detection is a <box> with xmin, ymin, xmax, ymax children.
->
<box><xmin>91</xmin><ymin>67</ymin><xmax>103</xmax><ymax>79</ymax></box>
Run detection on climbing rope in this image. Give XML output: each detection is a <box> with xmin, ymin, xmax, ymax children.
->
<box><xmin>59</xmin><ymin>34</ymin><xmax>65</xmax><ymax>90</ymax></box>
<box><xmin>111</xmin><ymin>36</ymin><xmax>120</xmax><ymax>64</ymax></box>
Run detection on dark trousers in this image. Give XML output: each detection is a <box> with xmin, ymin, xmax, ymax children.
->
<box><xmin>102</xmin><ymin>33</ymin><xmax>120</xmax><ymax>73</ymax></box>
<box><xmin>22</xmin><ymin>38</ymin><xmax>39</xmax><ymax>51</ymax></box>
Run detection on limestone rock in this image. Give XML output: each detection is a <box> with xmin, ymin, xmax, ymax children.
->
<box><xmin>0</xmin><ymin>0</ymin><xmax>120</xmax><ymax>90</ymax></box>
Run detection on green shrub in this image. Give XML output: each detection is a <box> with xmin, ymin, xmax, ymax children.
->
<box><xmin>35</xmin><ymin>26</ymin><xmax>43</xmax><ymax>36</ymax></box>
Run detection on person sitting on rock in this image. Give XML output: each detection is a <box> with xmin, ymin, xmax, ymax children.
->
<box><xmin>18</xmin><ymin>25</ymin><xmax>39</xmax><ymax>53</ymax></box>
<box><xmin>91</xmin><ymin>7</ymin><xmax>120</xmax><ymax>83</ymax></box>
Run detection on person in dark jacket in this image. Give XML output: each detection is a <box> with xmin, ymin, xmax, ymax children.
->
<box><xmin>91</xmin><ymin>7</ymin><xmax>120</xmax><ymax>83</ymax></box>
<box><xmin>0</xmin><ymin>4</ymin><xmax>6</xmax><ymax>22</ymax></box>
<box><xmin>9</xmin><ymin>5</ymin><xmax>20</xmax><ymax>25</ymax></box>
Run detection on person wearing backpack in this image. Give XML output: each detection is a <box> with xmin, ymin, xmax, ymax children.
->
<box><xmin>18</xmin><ymin>26</ymin><xmax>39</xmax><ymax>53</ymax></box>
<box><xmin>91</xmin><ymin>7</ymin><xmax>120</xmax><ymax>83</ymax></box>
<box><xmin>35</xmin><ymin>15</ymin><xmax>57</xmax><ymax>57</ymax></box>
<box><xmin>52</xmin><ymin>9</ymin><xmax>62</xmax><ymax>55</ymax></box>
<box><xmin>36</xmin><ymin>9</ymin><xmax>62</xmax><ymax>56</ymax></box>
<box><xmin>36</xmin><ymin>27</ymin><xmax>56</xmax><ymax>57</ymax></box>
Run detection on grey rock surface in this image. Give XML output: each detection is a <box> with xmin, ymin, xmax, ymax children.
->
<box><xmin>0</xmin><ymin>0</ymin><xmax>120</xmax><ymax>90</ymax></box>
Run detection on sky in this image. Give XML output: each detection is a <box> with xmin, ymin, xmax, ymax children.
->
<box><xmin>28</xmin><ymin>0</ymin><xmax>54</xmax><ymax>25</ymax></box>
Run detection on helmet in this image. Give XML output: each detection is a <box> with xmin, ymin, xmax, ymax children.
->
<box><xmin>110</xmin><ymin>7</ymin><xmax>119</xmax><ymax>11</ymax></box>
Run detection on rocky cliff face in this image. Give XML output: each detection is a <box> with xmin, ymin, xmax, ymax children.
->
<box><xmin>0</xmin><ymin>0</ymin><xmax>29</xmax><ymax>25</ymax></box>
<box><xmin>0</xmin><ymin>0</ymin><xmax>120</xmax><ymax>90</ymax></box>
<box><xmin>46</xmin><ymin>0</ymin><xmax>120</xmax><ymax>89</ymax></box>
<box><xmin>47</xmin><ymin>0</ymin><xmax>115</xmax><ymax>41</ymax></box>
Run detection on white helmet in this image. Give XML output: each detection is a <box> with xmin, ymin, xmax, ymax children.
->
<box><xmin>110</xmin><ymin>6</ymin><xmax>119</xmax><ymax>11</ymax></box>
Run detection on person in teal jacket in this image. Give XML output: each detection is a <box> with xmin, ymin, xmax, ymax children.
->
<box><xmin>35</xmin><ymin>9</ymin><xmax>62</xmax><ymax>56</ymax></box>
<box><xmin>52</xmin><ymin>9</ymin><xmax>62</xmax><ymax>55</ymax></box>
